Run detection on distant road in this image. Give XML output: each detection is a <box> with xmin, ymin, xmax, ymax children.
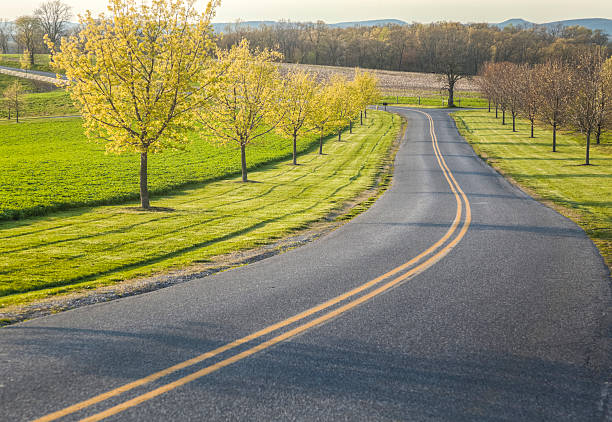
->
<box><xmin>0</xmin><ymin>65</ymin><xmax>65</xmax><ymax>85</ymax></box>
<box><xmin>0</xmin><ymin>108</ymin><xmax>610</xmax><ymax>421</ymax></box>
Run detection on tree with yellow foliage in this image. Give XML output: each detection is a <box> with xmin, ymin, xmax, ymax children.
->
<box><xmin>308</xmin><ymin>81</ymin><xmax>335</xmax><ymax>155</ymax></box>
<box><xmin>353</xmin><ymin>70</ymin><xmax>380</xmax><ymax>123</ymax></box>
<box><xmin>276</xmin><ymin>71</ymin><xmax>317</xmax><ymax>165</ymax></box>
<box><xmin>20</xmin><ymin>50</ymin><xmax>32</xmax><ymax>73</ymax></box>
<box><xmin>327</xmin><ymin>75</ymin><xmax>353</xmax><ymax>141</ymax></box>
<box><xmin>47</xmin><ymin>0</ymin><xmax>219</xmax><ymax>209</ymax></box>
<box><xmin>199</xmin><ymin>39</ymin><xmax>283</xmax><ymax>182</ymax></box>
<box><xmin>3</xmin><ymin>81</ymin><xmax>26</xmax><ymax>123</ymax></box>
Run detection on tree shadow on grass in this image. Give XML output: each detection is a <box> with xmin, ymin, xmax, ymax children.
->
<box><xmin>122</xmin><ymin>206</ymin><xmax>176</xmax><ymax>213</ymax></box>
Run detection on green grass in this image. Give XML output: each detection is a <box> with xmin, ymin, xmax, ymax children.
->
<box><xmin>0</xmin><ymin>110</ymin><xmax>400</xmax><ymax>306</ymax></box>
<box><xmin>380</xmin><ymin>92</ymin><xmax>488</xmax><ymax>108</ymax></box>
<box><xmin>0</xmin><ymin>89</ymin><xmax>76</xmax><ymax>119</ymax></box>
<box><xmin>0</xmin><ymin>54</ymin><xmax>53</xmax><ymax>73</ymax></box>
<box><xmin>453</xmin><ymin>110</ymin><xmax>612</xmax><ymax>269</ymax></box>
<box><xmin>0</xmin><ymin>73</ymin><xmax>37</xmax><ymax>91</ymax></box>
<box><xmin>0</xmin><ymin>117</ymin><xmax>330</xmax><ymax>220</ymax></box>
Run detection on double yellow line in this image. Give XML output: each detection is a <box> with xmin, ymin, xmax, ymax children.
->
<box><xmin>34</xmin><ymin>109</ymin><xmax>471</xmax><ymax>422</ymax></box>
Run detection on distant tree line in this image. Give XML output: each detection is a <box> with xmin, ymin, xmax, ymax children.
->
<box><xmin>218</xmin><ymin>21</ymin><xmax>610</xmax><ymax>75</ymax></box>
<box><xmin>479</xmin><ymin>47</ymin><xmax>612</xmax><ymax>165</ymax></box>
<box><xmin>0</xmin><ymin>0</ymin><xmax>74</xmax><ymax>62</ymax></box>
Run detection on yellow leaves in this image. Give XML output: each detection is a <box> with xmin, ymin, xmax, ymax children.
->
<box><xmin>275</xmin><ymin>71</ymin><xmax>317</xmax><ymax>138</ymax></box>
<box><xmin>48</xmin><ymin>0</ymin><xmax>218</xmax><ymax>155</ymax></box>
<box><xmin>19</xmin><ymin>51</ymin><xmax>32</xmax><ymax>71</ymax></box>
<box><xmin>199</xmin><ymin>39</ymin><xmax>284</xmax><ymax>146</ymax></box>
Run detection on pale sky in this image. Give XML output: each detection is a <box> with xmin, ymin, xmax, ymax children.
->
<box><xmin>3</xmin><ymin>0</ymin><xmax>612</xmax><ymax>23</ymax></box>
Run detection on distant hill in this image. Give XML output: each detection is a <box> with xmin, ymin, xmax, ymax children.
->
<box><xmin>495</xmin><ymin>18</ymin><xmax>612</xmax><ymax>38</ymax></box>
<box><xmin>212</xmin><ymin>19</ymin><xmax>407</xmax><ymax>33</ymax></box>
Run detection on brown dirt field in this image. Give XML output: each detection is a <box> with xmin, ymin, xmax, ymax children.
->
<box><xmin>280</xmin><ymin>63</ymin><xmax>481</xmax><ymax>94</ymax></box>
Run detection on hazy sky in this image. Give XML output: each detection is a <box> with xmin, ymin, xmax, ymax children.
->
<box><xmin>4</xmin><ymin>0</ymin><xmax>612</xmax><ymax>23</ymax></box>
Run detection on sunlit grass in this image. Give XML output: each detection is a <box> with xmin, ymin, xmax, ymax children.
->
<box><xmin>0</xmin><ymin>111</ymin><xmax>400</xmax><ymax>307</ymax></box>
<box><xmin>380</xmin><ymin>91</ymin><xmax>488</xmax><ymax>108</ymax></box>
<box><xmin>0</xmin><ymin>115</ymin><xmax>323</xmax><ymax>220</ymax></box>
<box><xmin>454</xmin><ymin>109</ymin><xmax>612</xmax><ymax>268</ymax></box>
<box><xmin>0</xmin><ymin>53</ymin><xmax>53</xmax><ymax>73</ymax></box>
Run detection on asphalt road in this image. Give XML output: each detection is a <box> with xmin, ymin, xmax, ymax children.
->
<box><xmin>0</xmin><ymin>65</ymin><xmax>65</xmax><ymax>80</ymax></box>
<box><xmin>1</xmin><ymin>108</ymin><xmax>610</xmax><ymax>421</ymax></box>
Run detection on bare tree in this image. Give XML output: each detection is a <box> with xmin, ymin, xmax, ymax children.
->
<box><xmin>594</xmin><ymin>57</ymin><xmax>611</xmax><ymax>144</ymax></box>
<box><xmin>422</xmin><ymin>23</ymin><xmax>471</xmax><ymax>107</ymax></box>
<box><xmin>498</xmin><ymin>62</ymin><xmax>521</xmax><ymax>131</ymax></box>
<box><xmin>517</xmin><ymin>64</ymin><xmax>538</xmax><ymax>138</ymax></box>
<box><xmin>14</xmin><ymin>16</ymin><xmax>42</xmax><ymax>65</ymax></box>
<box><xmin>600</xmin><ymin>58</ymin><xmax>612</xmax><ymax>144</ymax></box>
<box><xmin>571</xmin><ymin>47</ymin><xmax>606</xmax><ymax>165</ymax></box>
<box><xmin>534</xmin><ymin>60</ymin><xmax>573</xmax><ymax>152</ymax></box>
<box><xmin>0</xmin><ymin>20</ymin><xmax>11</xmax><ymax>54</ymax></box>
<box><xmin>479</xmin><ymin>62</ymin><xmax>506</xmax><ymax>115</ymax></box>
<box><xmin>35</xmin><ymin>0</ymin><xmax>72</xmax><ymax>49</ymax></box>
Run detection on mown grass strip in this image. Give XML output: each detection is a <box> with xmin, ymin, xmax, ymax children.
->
<box><xmin>380</xmin><ymin>92</ymin><xmax>488</xmax><ymax>108</ymax></box>
<box><xmin>453</xmin><ymin>109</ymin><xmax>612</xmax><ymax>269</ymax></box>
<box><xmin>0</xmin><ymin>54</ymin><xmax>54</xmax><ymax>73</ymax></box>
<box><xmin>0</xmin><ymin>110</ymin><xmax>400</xmax><ymax>307</ymax></box>
<box><xmin>0</xmin><ymin>114</ymin><xmax>328</xmax><ymax>220</ymax></box>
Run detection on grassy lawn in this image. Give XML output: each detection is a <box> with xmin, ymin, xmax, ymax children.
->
<box><xmin>453</xmin><ymin>110</ymin><xmax>612</xmax><ymax>268</ymax></box>
<box><xmin>0</xmin><ymin>116</ymin><xmax>326</xmax><ymax>220</ymax></box>
<box><xmin>0</xmin><ymin>110</ymin><xmax>400</xmax><ymax>307</ymax></box>
<box><xmin>0</xmin><ymin>88</ymin><xmax>76</xmax><ymax>119</ymax></box>
<box><xmin>380</xmin><ymin>92</ymin><xmax>487</xmax><ymax>108</ymax></box>
<box><xmin>0</xmin><ymin>73</ymin><xmax>74</xmax><ymax>119</ymax></box>
<box><xmin>0</xmin><ymin>54</ymin><xmax>53</xmax><ymax>73</ymax></box>
<box><xmin>0</xmin><ymin>73</ymin><xmax>38</xmax><ymax>91</ymax></box>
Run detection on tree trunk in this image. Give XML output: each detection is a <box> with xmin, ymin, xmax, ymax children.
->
<box><xmin>338</xmin><ymin>129</ymin><xmax>341</xmax><ymax>142</ymax></box>
<box><xmin>448</xmin><ymin>85</ymin><xmax>455</xmax><ymax>107</ymax></box>
<box><xmin>360</xmin><ymin>111</ymin><xmax>363</xmax><ymax>126</ymax></box>
<box><xmin>530</xmin><ymin>119</ymin><xmax>534</xmax><ymax>138</ymax></box>
<box><xmin>596</xmin><ymin>123</ymin><xmax>601</xmax><ymax>145</ymax></box>
<box><xmin>552</xmin><ymin>121</ymin><xmax>557</xmax><ymax>152</ymax></box>
<box><xmin>364</xmin><ymin>109</ymin><xmax>367</xmax><ymax>118</ymax></box>
<box><xmin>502</xmin><ymin>109</ymin><xmax>505</xmax><ymax>125</ymax></box>
<box><xmin>349</xmin><ymin>120</ymin><xmax>352</xmax><ymax>134</ymax></box>
<box><xmin>29</xmin><ymin>50</ymin><xmax>34</xmax><ymax>66</ymax></box>
<box><xmin>319</xmin><ymin>131</ymin><xmax>323</xmax><ymax>155</ymax></box>
<box><xmin>292</xmin><ymin>133</ymin><xmax>297</xmax><ymax>165</ymax></box>
<box><xmin>585</xmin><ymin>132</ymin><xmax>591</xmax><ymax>165</ymax></box>
<box><xmin>488</xmin><ymin>99</ymin><xmax>491</xmax><ymax>113</ymax></box>
<box><xmin>139</xmin><ymin>151</ymin><xmax>150</xmax><ymax>209</ymax></box>
<box><xmin>241</xmin><ymin>143</ymin><xmax>248</xmax><ymax>182</ymax></box>
<box><xmin>495</xmin><ymin>104</ymin><xmax>498</xmax><ymax>118</ymax></box>
<box><xmin>512</xmin><ymin>113</ymin><xmax>516</xmax><ymax>132</ymax></box>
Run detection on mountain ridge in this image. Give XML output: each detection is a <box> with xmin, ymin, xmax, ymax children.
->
<box><xmin>494</xmin><ymin>18</ymin><xmax>612</xmax><ymax>37</ymax></box>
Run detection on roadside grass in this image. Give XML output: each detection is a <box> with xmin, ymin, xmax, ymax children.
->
<box><xmin>0</xmin><ymin>73</ymin><xmax>37</xmax><ymax>91</ymax></box>
<box><xmin>0</xmin><ymin>53</ymin><xmax>53</xmax><ymax>73</ymax></box>
<box><xmin>0</xmin><ymin>89</ymin><xmax>76</xmax><ymax>120</ymax></box>
<box><xmin>0</xmin><ymin>116</ymin><xmax>327</xmax><ymax>220</ymax></box>
<box><xmin>380</xmin><ymin>92</ymin><xmax>487</xmax><ymax>108</ymax></box>
<box><xmin>0</xmin><ymin>110</ymin><xmax>400</xmax><ymax>307</ymax></box>
<box><xmin>453</xmin><ymin>110</ymin><xmax>612</xmax><ymax>269</ymax></box>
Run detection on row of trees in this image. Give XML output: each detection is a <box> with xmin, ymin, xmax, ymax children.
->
<box><xmin>479</xmin><ymin>48</ymin><xmax>612</xmax><ymax>164</ymax></box>
<box><xmin>47</xmin><ymin>0</ymin><xmax>380</xmax><ymax>209</ymax></box>
<box><xmin>0</xmin><ymin>0</ymin><xmax>73</xmax><ymax>62</ymax></box>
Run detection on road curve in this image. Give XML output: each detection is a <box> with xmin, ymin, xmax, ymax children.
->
<box><xmin>1</xmin><ymin>108</ymin><xmax>610</xmax><ymax>421</ymax></box>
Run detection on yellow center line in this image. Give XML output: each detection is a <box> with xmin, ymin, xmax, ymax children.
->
<box><xmin>33</xmin><ymin>109</ymin><xmax>470</xmax><ymax>422</ymax></box>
